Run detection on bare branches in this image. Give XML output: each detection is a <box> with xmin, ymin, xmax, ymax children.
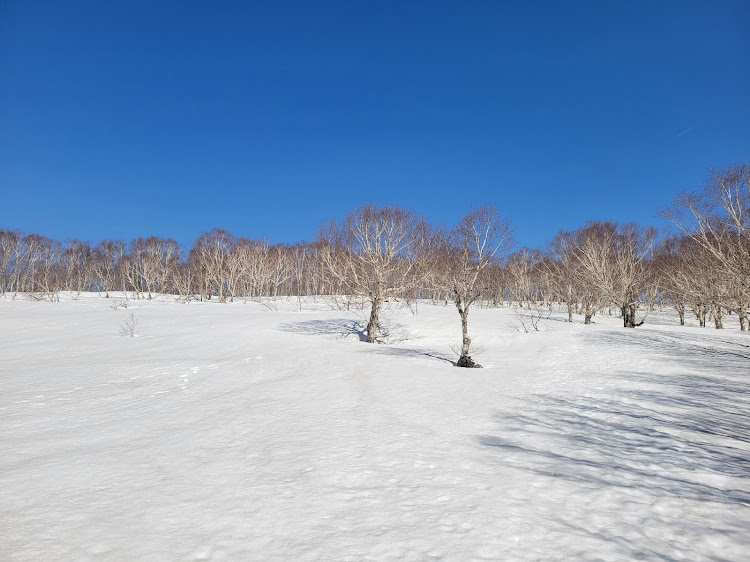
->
<box><xmin>119</xmin><ymin>313</ymin><xmax>139</xmax><ymax>337</ymax></box>
<box><xmin>662</xmin><ymin>164</ymin><xmax>750</xmax><ymax>292</ymax></box>
<box><xmin>319</xmin><ymin>205</ymin><xmax>437</xmax><ymax>343</ymax></box>
<box><xmin>660</xmin><ymin>164</ymin><xmax>750</xmax><ymax>329</ymax></box>
<box><xmin>443</xmin><ymin>205</ymin><xmax>514</xmax><ymax>367</ymax></box>
<box><xmin>1</xmin><ymin>164</ymin><xmax>746</xmax><ymax>333</ymax></box>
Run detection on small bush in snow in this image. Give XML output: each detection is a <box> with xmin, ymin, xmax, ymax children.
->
<box><xmin>511</xmin><ymin>304</ymin><xmax>551</xmax><ymax>333</ymax></box>
<box><xmin>119</xmin><ymin>313</ymin><xmax>139</xmax><ymax>337</ymax></box>
<box><xmin>110</xmin><ymin>299</ymin><xmax>128</xmax><ymax>310</ymax></box>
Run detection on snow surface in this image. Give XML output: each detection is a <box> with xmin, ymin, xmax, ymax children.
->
<box><xmin>1</xmin><ymin>294</ymin><xmax>749</xmax><ymax>561</ymax></box>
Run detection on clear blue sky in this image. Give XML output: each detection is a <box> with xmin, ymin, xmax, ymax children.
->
<box><xmin>1</xmin><ymin>0</ymin><xmax>748</xmax><ymax>250</ymax></box>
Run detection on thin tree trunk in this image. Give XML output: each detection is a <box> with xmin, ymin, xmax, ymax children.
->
<box><xmin>695</xmin><ymin>303</ymin><xmax>706</xmax><ymax>327</ymax></box>
<box><xmin>366</xmin><ymin>293</ymin><xmax>382</xmax><ymax>343</ymax></box>
<box><xmin>713</xmin><ymin>304</ymin><xmax>724</xmax><ymax>329</ymax></box>
<box><xmin>675</xmin><ymin>302</ymin><xmax>685</xmax><ymax>326</ymax></box>
<box><xmin>622</xmin><ymin>303</ymin><xmax>640</xmax><ymax>328</ymax></box>
<box><xmin>459</xmin><ymin>308</ymin><xmax>470</xmax><ymax>357</ymax></box>
<box><xmin>454</xmin><ymin>291</ymin><xmax>481</xmax><ymax>368</ymax></box>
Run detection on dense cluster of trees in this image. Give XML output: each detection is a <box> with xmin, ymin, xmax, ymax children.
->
<box><xmin>2</xmin><ymin>164</ymin><xmax>748</xmax><ymax>363</ymax></box>
<box><xmin>659</xmin><ymin>164</ymin><xmax>750</xmax><ymax>330</ymax></box>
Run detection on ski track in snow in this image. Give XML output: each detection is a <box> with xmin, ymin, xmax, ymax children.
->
<box><xmin>1</xmin><ymin>295</ymin><xmax>749</xmax><ymax>561</ymax></box>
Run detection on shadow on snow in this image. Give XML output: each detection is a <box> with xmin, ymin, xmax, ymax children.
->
<box><xmin>278</xmin><ymin>318</ymin><xmax>455</xmax><ymax>365</ymax></box>
<box><xmin>478</xmin><ymin>326</ymin><xmax>750</xmax><ymax>559</ymax></box>
<box><xmin>278</xmin><ymin>318</ymin><xmax>369</xmax><ymax>342</ymax></box>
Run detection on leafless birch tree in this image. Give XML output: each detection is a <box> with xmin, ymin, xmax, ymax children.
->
<box><xmin>319</xmin><ymin>205</ymin><xmax>435</xmax><ymax>343</ymax></box>
<box><xmin>663</xmin><ymin>164</ymin><xmax>750</xmax><ymax>293</ymax></box>
<box><xmin>444</xmin><ymin>206</ymin><xmax>513</xmax><ymax>367</ymax></box>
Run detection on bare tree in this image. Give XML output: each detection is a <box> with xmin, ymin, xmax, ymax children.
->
<box><xmin>60</xmin><ymin>239</ymin><xmax>94</xmax><ymax>296</ymax></box>
<box><xmin>190</xmin><ymin>229</ymin><xmax>235</xmax><ymax>302</ymax></box>
<box><xmin>547</xmin><ymin>226</ymin><xmax>613</xmax><ymax>324</ymax></box>
<box><xmin>663</xmin><ymin>164</ymin><xmax>750</xmax><ymax>292</ymax></box>
<box><xmin>319</xmin><ymin>205</ymin><xmax>435</xmax><ymax>343</ymax></box>
<box><xmin>505</xmin><ymin>249</ymin><xmax>541</xmax><ymax>308</ymax></box>
<box><xmin>653</xmin><ymin>236</ymin><xmax>691</xmax><ymax>325</ymax></box>
<box><xmin>92</xmin><ymin>240</ymin><xmax>126</xmax><ymax>297</ymax></box>
<box><xmin>672</xmin><ymin>235</ymin><xmax>746</xmax><ymax>330</ymax></box>
<box><xmin>443</xmin><ymin>206</ymin><xmax>514</xmax><ymax>367</ymax></box>
<box><xmin>0</xmin><ymin>229</ymin><xmax>21</xmax><ymax>296</ymax></box>
<box><xmin>174</xmin><ymin>261</ymin><xmax>198</xmax><ymax>302</ymax></box>
<box><xmin>126</xmin><ymin>237</ymin><xmax>182</xmax><ymax>299</ymax></box>
<box><xmin>563</xmin><ymin>222</ymin><xmax>657</xmax><ymax>328</ymax></box>
<box><xmin>608</xmin><ymin>223</ymin><xmax>659</xmax><ymax>328</ymax></box>
<box><xmin>546</xmin><ymin>231</ymin><xmax>579</xmax><ymax>322</ymax></box>
<box><xmin>231</xmin><ymin>239</ymin><xmax>272</xmax><ymax>299</ymax></box>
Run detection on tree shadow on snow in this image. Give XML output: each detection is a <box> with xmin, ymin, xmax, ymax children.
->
<box><xmin>278</xmin><ymin>319</ymin><xmax>455</xmax><ymax>365</ymax></box>
<box><xmin>278</xmin><ymin>318</ymin><xmax>368</xmax><ymax>341</ymax></box>
<box><xmin>480</xmin><ymin>388</ymin><xmax>750</xmax><ymax>500</ymax></box>
<box><xmin>360</xmin><ymin>346</ymin><xmax>456</xmax><ymax>366</ymax></box>
<box><xmin>478</xmin><ymin>332</ymin><xmax>750</xmax><ymax>559</ymax></box>
<box><xmin>587</xmin><ymin>328</ymin><xmax>750</xmax><ymax>366</ymax></box>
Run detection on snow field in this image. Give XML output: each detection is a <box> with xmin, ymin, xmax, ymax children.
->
<box><xmin>1</xmin><ymin>295</ymin><xmax>749</xmax><ymax>560</ymax></box>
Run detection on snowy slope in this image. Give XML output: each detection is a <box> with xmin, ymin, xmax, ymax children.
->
<box><xmin>1</xmin><ymin>295</ymin><xmax>749</xmax><ymax>561</ymax></box>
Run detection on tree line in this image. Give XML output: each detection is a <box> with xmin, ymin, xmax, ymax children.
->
<box><xmin>2</xmin><ymin>164</ymin><xmax>748</xmax><ymax>363</ymax></box>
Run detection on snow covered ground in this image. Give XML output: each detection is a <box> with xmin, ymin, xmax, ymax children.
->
<box><xmin>1</xmin><ymin>294</ymin><xmax>749</xmax><ymax>561</ymax></box>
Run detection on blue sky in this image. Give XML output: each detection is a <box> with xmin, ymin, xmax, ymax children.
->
<box><xmin>1</xmin><ymin>1</ymin><xmax>748</xmax><ymax>250</ymax></box>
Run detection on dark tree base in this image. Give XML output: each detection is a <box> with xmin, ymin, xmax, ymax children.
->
<box><xmin>457</xmin><ymin>355</ymin><xmax>482</xmax><ymax>368</ymax></box>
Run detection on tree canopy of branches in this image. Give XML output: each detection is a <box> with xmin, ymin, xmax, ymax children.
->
<box><xmin>442</xmin><ymin>206</ymin><xmax>514</xmax><ymax>367</ymax></box>
<box><xmin>662</xmin><ymin>164</ymin><xmax>750</xmax><ymax>328</ymax></box>
<box><xmin>546</xmin><ymin>222</ymin><xmax>656</xmax><ymax>328</ymax></box>
<box><xmin>3</xmin><ymin>164</ymin><xmax>749</xmax><ymax>333</ymax></box>
<box><xmin>319</xmin><ymin>205</ymin><xmax>436</xmax><ymax>343</ymax></box>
